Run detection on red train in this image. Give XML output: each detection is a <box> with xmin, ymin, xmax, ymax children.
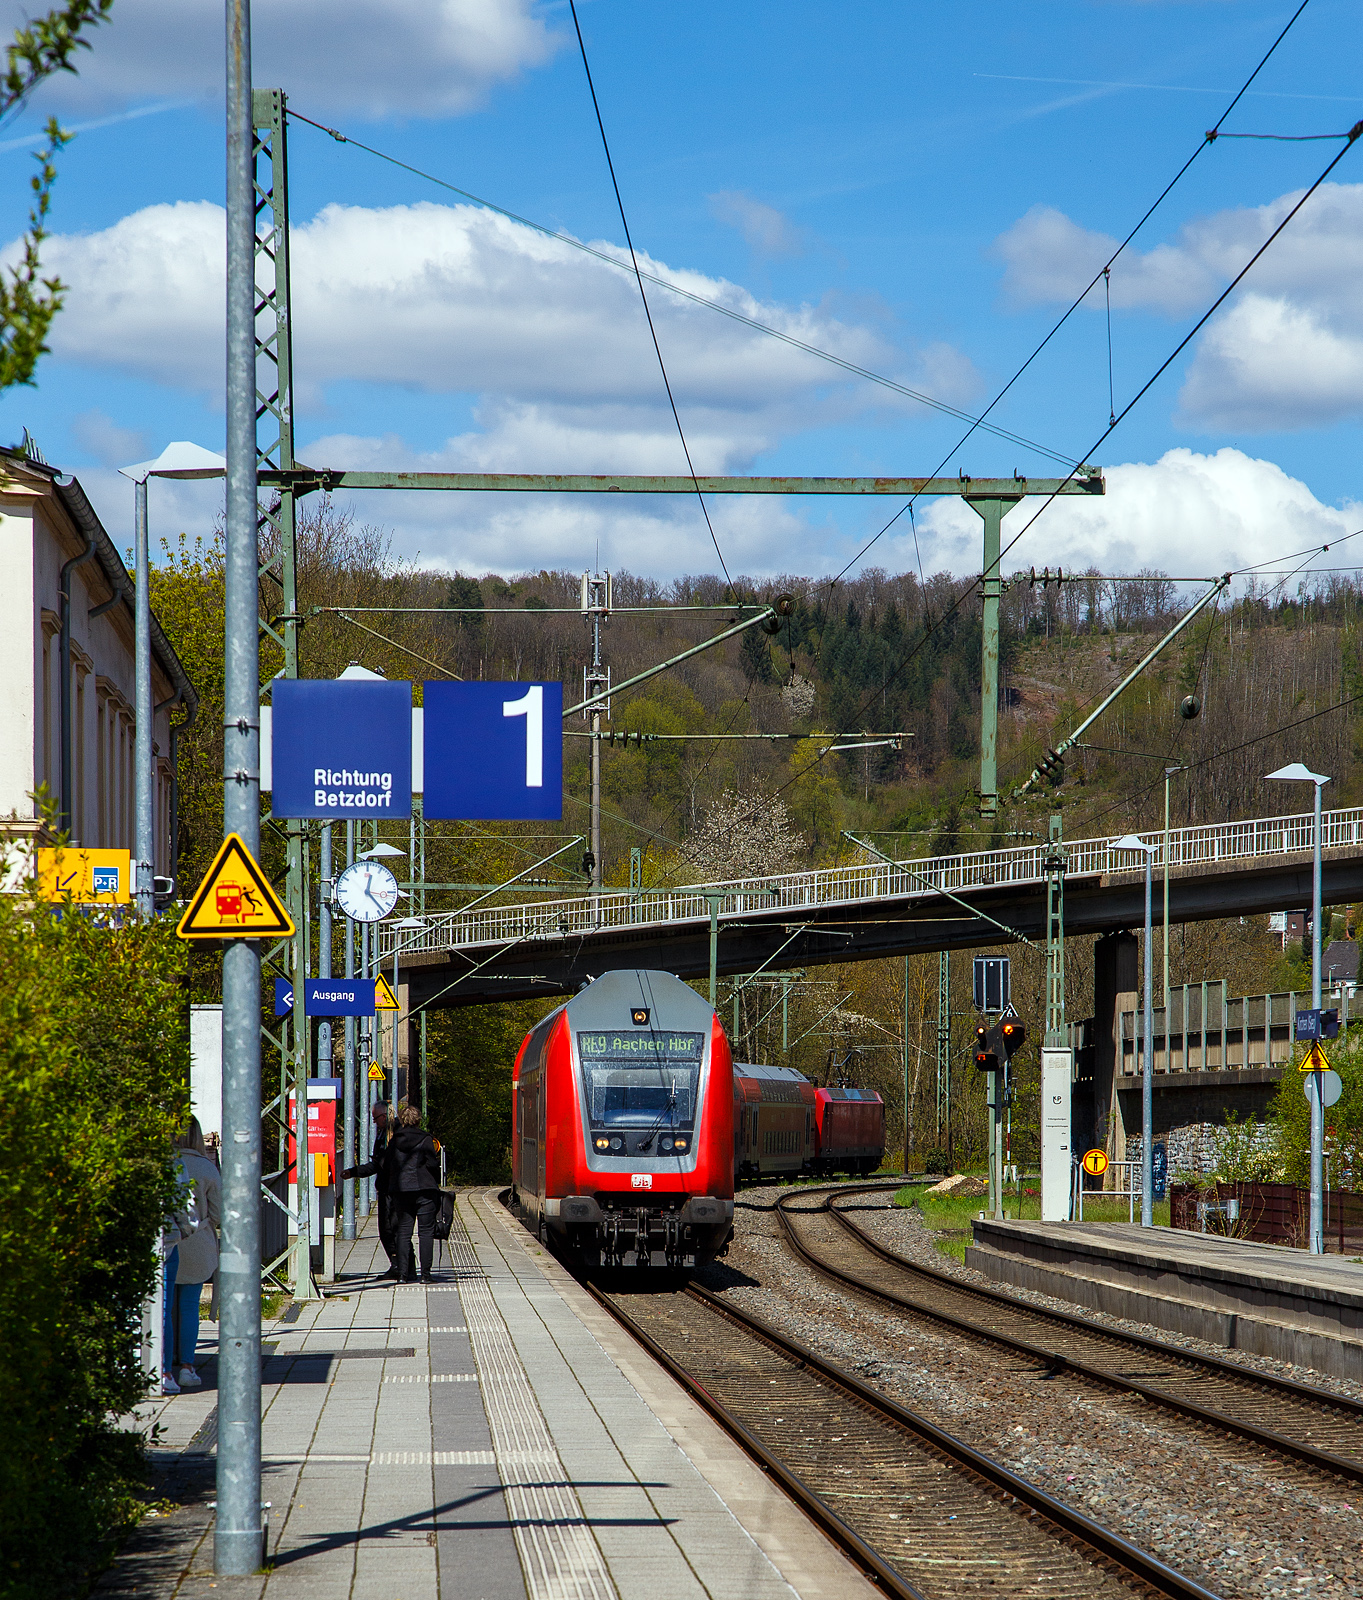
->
<box><xmin>733</xmin><ymin>1062</ymin><xmax>887</xmax><ymax>1182</ymax></box>
<box><xmin>511</xmin><ymin>969</ymin><xmax>735</xmax><ymax>1268</ymax></box>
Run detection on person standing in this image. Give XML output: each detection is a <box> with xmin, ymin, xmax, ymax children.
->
<box><xmin>167</xmin><ymin>1117</ymin><xmax>221</xmax><ymax>1390</ymax></box>
<box><xmin>381</xmin><ymin>1106</ymin><xmax>442</xmax><ymax>1284</ymax></box>
<box><xmin>341</xmin><ymin>1103</ymin><xmax>398</xmax><ymax>1277</ymax></box>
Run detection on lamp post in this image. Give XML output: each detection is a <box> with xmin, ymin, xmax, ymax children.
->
<box><xmin>388</xmin><ymin>915</ymin><xmax>426</xmax><ymax>1107</ymax></box>
<box><xmin>1114</xmin><ymin>834</ymin><xmax>1158</xmax><ymax>1226</ymax></box>
<box><xmin>1266</xmin><ymin>762</ymin><xmax>1331</xmax><ymax>1254</ymax></box>
<box><xmin>1162</xmin><ymin>765</ymin><xmax>1185</xmax><ymax>1016</ymax></box>
<box><xmin>118</xmin><ymin>443</ymin><xmax>226</xmax><ymax>919</ymax></box>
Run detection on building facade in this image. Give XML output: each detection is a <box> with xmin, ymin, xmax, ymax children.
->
<box><xmin>0</xmin><ymin>442</ymin><xmax>197</xmax><ymax>881</ymax></box>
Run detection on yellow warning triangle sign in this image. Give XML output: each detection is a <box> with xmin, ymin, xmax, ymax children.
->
<box><xmin>367</xmin><ymin>1062</ymin><xmax>386</xmax><ymax>1081</ymax></box>
<box><xmin>374</xmin><ymin>974</ymin><xmax>400</xmax><ymax>1010</ymax></box>
<box><xmin>1299</xmin><ymin>1041</ymin><xmax>1331</xmax><ymax>1073</ymax></box>
<box><xmin>177</xmin><ymin>834</ymin><xmax>295</xmax><ymax>941</ymax></box>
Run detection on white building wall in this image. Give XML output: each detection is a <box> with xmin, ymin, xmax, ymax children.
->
<box><xmin>0</xmin><ymin>459</ymin><xmax>190</xmax><ymax>875</ymax></box>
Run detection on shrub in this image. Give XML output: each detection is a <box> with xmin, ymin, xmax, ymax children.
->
<box><xmin>1270</xmin><ymin>1028</ymin><xmax>1363</xmax><ymax>1190</ymax></box>
<box><xmin>0</xmin><ymin>889</ymin><xmax>188</xmax><ymax>1598</ymax></box>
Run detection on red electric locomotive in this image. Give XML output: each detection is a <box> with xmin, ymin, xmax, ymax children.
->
<box><xmin>511</xmin><ymin>969</ymin><xmax>734</xmax><ymax>1268</ymax></box>
<box><xmin>812</xmin><ymin>1085</ymin><xmax>887</xmax><ymax>1176</ymax></box>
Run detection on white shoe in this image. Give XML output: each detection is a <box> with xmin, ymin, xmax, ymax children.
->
<box><xmin>161</xmin><ymin>1372</ymin><xmax>180</xmax><ymax>1395</ymax></box>
<box><xmin>177</xmin><ymin>1367</ymin><xmax>203</xmax><ymax>1389</ymax></box>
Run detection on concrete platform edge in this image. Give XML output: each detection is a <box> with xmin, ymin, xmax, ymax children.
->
<box><xmin>475</xmin><ymin>1188</ymin><xmax>879</xmax><ymax>1600</ymax></box>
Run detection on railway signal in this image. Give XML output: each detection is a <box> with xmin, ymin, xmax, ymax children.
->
<box><xmin>973</xmin><ymin>1021</ymin><xmax>999</xmax><ymax>1074</ymax></box>
<box><xmin>1000</xmin><ymin>1015</ymin><xmax>1026</xmax><ymax>1060</ymax></box>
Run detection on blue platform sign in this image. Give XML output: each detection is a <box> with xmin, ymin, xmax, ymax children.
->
<box><xmin>272</xmin><ymin>678</ymin><xmax>412</xmax><ymax>819</ymax></box>
<box><xmin>1152</xmin><ymin>1140</ymin><xmax>1167</xmax><ymax>1201</ymax></box>
<box><xmin>423</xmin><ymin>681</ymin><xmax>562</xmax><ymax>820</ymax></box>
<box><xmin>275</xmin><ymin>978</ymin><xmax>377</xmax><ymax>1016</ymax></box>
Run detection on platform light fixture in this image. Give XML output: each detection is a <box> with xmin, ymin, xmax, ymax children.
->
<box><xmin>1265</xmin><ymin>763</ymin><xmax>1331</xmax><ymax>1254</ymax></box>
<box><xmin>1113</xmin><ymin>834</ymin><xmax>1158</xmax><ymax>1227</ymax></box>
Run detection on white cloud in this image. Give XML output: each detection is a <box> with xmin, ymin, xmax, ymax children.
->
<box><xmin>708</xmin><ymin>191</ymin><xmax>806</xmax><ymax>257</ymax></box>
<box><xmin>908</xmin><ymin>448</ymin><xmax>1360</xmax><ymax>584</ymax></box>
<box><xmin>993</xmin><ymin>183</ymin><xmax>1363</xmax><ymax>430</ymax></box>
<box><xmin>27</xmin><ymin>196</ymin><xmax>974</xmax><ymax>473</ymax></box>
<box><xmin>2</xmin><ymin>0</ymin><xmax>558</xmax><ymax>121</ymax></box>
<box><xmin>70</xmin><ymin>408</ymin><xmax>148</xmax><ymax>467</ymax></box>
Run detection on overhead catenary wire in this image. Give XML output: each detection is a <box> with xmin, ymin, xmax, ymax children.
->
<box><xmin>566</xmin><ymin>0</ymin><xmax>733</xmax><ymax>595</ymax></box>
<box><xmin>824</xmin><ymin>0</ymin><xmax>1318</xmax><ymax>589</ymax></box>
<box><xmin>282</xmin><ymin>114</ymin><xmax>1076</xmax><ymax>467</ymax></box>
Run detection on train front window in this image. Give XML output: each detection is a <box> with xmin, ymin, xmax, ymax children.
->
<box><xmin>577</xmin><ymin>1030</ymin><xmax>704</xmax><ymax>1134</ymax></box>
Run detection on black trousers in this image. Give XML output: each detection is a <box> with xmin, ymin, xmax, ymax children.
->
<box><xmin>377</xmin><ymin>1189</ymin><xmax>399</xmax><ymax>1267</ymax></box>
<box><xmin>395</xmin><ymin>1192</ymin><xmax>439</xmax><ymax>1280</ymax></box>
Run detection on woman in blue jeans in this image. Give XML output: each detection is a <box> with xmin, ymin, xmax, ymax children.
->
<box><xmin>162</xmin><ymin>1118</ymin><xmax>221</xmax><ymax>1393</ymax></box>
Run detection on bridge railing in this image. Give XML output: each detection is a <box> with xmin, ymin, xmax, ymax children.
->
<box><xmin>380</xmin><ymin>805</ymin><xmax>1363</xmax><ymax>958</ymax></box>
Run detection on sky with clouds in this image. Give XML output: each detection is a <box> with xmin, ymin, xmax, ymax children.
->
<box><xmin>1</xmin><ymin>0</ymin><xmax>1361</xmax><ymax>590</ymax></box>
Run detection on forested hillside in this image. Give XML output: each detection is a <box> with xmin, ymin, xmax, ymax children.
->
<box><xmin>151</xmin><ymin>502</ymin><xmax>1363</xmax><ymax>1176</ymax></box>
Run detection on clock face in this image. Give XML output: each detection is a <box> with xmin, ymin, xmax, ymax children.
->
<box><xmin>334</xmin><ymin>860</ymin><xmax>399</xmax><ymax>922</ymax></box>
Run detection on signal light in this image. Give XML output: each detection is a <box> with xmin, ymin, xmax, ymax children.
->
<box><xmin>1000</xmin><ymin>1017</ymin><xmax>1027</xmax><ymax>1059</ymax></box>
<box><xmin>974</xmin><ymin>1046</ymin><xmax>1000</xmax><ymax>1073</ymax></box>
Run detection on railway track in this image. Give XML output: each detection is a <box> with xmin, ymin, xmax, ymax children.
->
<box><xmin>775</xmin><ymin>1180</ymin><xmax>1363</xmax><ymax>1486</ymax></box>
<box><xmin>588</xmin><ymin>1274</ymin><xmax>1220</xmax><ymax>1600</ymax></box>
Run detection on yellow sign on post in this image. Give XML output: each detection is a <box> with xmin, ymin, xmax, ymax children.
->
<box><xmin>1082</xmin><ymin>1148</ymin><xmax>1109</xmax><ymax>1178</ymax></box>
<box><xmin>374</xmin><ymin>974</ymin><xmax>400</xmax><ymax>1010</ymax></box>
<box><xmin>176</xmin><ymin>834</ymin><xmax>295</xmax><ymax>940</ymax></box>
<box><xmin>1299</xmin><ymin>1042</ymin><xmax>1331</xmax><ymax>1074</ymax></box>
<box><xmin>35</xmin><ymin>847</ymin><xmax>132</xmax><ymax>904</ymax></box>
<box><xmin>367</xmin><ymin>1062</ymin><xmax>385</xmax><ymax>1082</ymax></box>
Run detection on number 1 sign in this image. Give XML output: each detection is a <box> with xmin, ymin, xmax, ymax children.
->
<box><xmin>422</xmin><ymin>681</ymin><xmax>563</xmax><ymax>820</ymax></box>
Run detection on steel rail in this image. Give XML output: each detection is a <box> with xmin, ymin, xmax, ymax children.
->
<box><xmin>587</xmin><ymin>1271</ymin><xmax>1219</xmax><ymax>1600</ymax></box>
<box><xmin>774</xmin><ymin>1183</ymin><xmax>1363</xmax><ymax>1486</ymax></box>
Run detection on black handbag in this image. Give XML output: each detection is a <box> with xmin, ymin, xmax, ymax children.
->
<box><xmin>433</xmin><ymin>1189</ymin><xmax>455</xmax><ymax>1241</ymax></box>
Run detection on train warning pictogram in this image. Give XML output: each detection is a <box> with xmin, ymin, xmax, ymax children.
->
<box><xmin>367</xmin><ymin>1063</ymin><xmax>385</xmax><ymax>1081</ymax></box>
<box><xmin>1299</xmin><ymin>1041</ymin><xmax>1331</xmax><ymax>1074</ymax></box>
<box><xmin>374</xmin><ymin>974</ymin><xmax>400</xmax><ymax>1010</ymax></box>
<box><xmin>1081</xmin><ymin>1148</ymin><xmax>1109</xmax><ymax>1177</ymax></box>
<box><xmin>177</xmin><ymin>834</ymin><xmax>295</xmax><ymax>941</ymax></box>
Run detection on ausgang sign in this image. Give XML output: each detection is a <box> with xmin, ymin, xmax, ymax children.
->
<box><xmin>271</xmin><ymin>679</ymin><xmax>413</xmax><ymax>819</ymax></box>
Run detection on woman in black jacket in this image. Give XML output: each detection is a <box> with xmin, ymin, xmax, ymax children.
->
<box><xmin>340</xmin><ymin>1103</ymin><xmax>398</xmax><ymax>1278</ymax></box>
<box><xmin>380</xmin><ymin>1105</ymin><xmax>443</xmax><ymax>1283</ymax></box>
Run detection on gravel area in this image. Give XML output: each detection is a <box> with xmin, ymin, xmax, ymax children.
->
<box><xmin>847</xmin><ymin>1189</ymin><xmax>1363</xmax><ymax>1406</ymax></box>
<box><xmin>692</xmin><ymin>1184</ymin><xmax>1363</xmax><ymax>1599</ymax></box>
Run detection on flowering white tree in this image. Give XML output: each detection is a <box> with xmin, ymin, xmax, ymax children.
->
<box><xmin>680</xmin><ymin>788</ymin><xmax>806</xmax><ymax>883</ymax></box>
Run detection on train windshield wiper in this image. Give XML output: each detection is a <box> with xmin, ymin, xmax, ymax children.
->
<box><xmin>636</xmin><ymin>1075</ymin><xmax>677</xmax><ymax>1153</ymax></box>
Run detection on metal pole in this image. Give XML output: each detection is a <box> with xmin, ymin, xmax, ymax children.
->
<box><xmin>215</xmin><ymin>0</ymin><xmax>261</xmax><ymax>1576</ymax></box>
<box><xmin>342</xmin><ymin>820</ymin><xmax>355</xmax><ymax>1241</ymax></box>
<box><xmin>590</xmin><ymin>712</ymin><xmax>602</xmax><ymax>924</ymax></box>
<box><xmin>1163</xmin><ymin>769</ymin><xmax>1173</xmax><ymax>1015</ymax></box>
<box><xmin>1310</xmin><ymin>779</ymin><xmax>1324</xmax><ymax>1254</ymax></box>
<box><xmin>318</xmin><ymin>826</ymin><xmax>332</xmax><ymax>1077</ymax></box>
<box><xmin>133</xmin><ymin>477</ymin><xmax>154</xmax><ymax>919</ymax></box>
<box><xmin>975</xmin><ymin>498</ymin><xmax>1002</xmax><ymax>819</ymax></box>
<box><xmin>1142</xmin><ymin>852</ymin><xmax>1154</xmax><ymax>1227</ymax></box>
<box><xmin>902</xmin><ymin>954</ymin><xmax>910</xmax><ymax>1175</ymax></box>
<box><xmin>708</xmin><ymin>895</ymin><xmax>720</xmax><ymax>1007</ymax></box>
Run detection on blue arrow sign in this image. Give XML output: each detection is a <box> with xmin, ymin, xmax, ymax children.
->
<box><xmin>274</xmin><ymin>978</ymin><xmax>294</xmax><ymax>1016</ymax></box>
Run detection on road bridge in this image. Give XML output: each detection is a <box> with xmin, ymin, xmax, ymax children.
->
<box><xmin>385</xmin><ymin>808</ymin><xmax>1363</xmax><ymax>1009</ymax></box>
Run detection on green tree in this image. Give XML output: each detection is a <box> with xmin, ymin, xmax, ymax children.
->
<box><xmin>0</xmin><ymin>3</ymin><xmax>114</xmax><ymax>392</ymax></box>
<box><xmin>0</xmin><ymin>883</ymin><xmax>188</xmax><ymax>1598</ymax></box>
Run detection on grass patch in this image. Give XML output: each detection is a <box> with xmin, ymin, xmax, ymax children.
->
<box><xmin>894</xmin><ymin>1181</ymin><xmax>1172</xmax><ymax>1257</ymax></box>
<box><xmin>261</xmin><ymin>1286</ymin><xmax>290</xmax><ymax>1321</ymax></box>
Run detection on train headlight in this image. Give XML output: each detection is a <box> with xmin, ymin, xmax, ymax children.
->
<box><xmin>594</xmin><ymin>1137</ymin><xmax>609</xmax><ymax>1151</ymax></box>
<box><xmin>609</xmin><ymin>1136</ymin><xmax>624</xmax><ymax>1151</ymax></box>
<box><xmin>660</xmin><ymin>1136</ymin><xmax>674</xmax><ymax>1152</ymax></box>
<box><xmin>673</xmin><ymin>1138</ymin><xmax>688</xmax><ymax>1153</ymax></box>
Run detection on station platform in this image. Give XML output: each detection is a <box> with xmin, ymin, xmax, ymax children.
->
<box><xmin>967</xmin><ymin>1218</ymin><xmax>1363</xmax><ymax>1379</ymax></box>
<box><xmin>103</xmin><ymin>1188</ymin><xmax>874</xmax><ymax>1600</ymax></box>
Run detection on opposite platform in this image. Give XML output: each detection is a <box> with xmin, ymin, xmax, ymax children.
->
<box><xmin>101</xmin><ymin>1191</ymin><xmax>873</xmax><ymax>1600</ymax></box>
<box><xmin>968</xmin><ymin>1217</ymin><xmax>1363</xmax><ymax>1378</ymax></box>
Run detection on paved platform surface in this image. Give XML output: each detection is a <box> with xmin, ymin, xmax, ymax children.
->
<box><xmin>102</xmin><ymin>1189</ymin><xmax>873</xmax><ymax>1600</ymax></box>
<box><xmin>969</xmin><ymin>1218</ymin><xmax>1363</xmax><ymax>1378</ymax></box>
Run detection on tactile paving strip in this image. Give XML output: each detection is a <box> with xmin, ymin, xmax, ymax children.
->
<box><xmin>449</xmin><ymin>1205</ymin><xmax>618</xmax><ymax>1600</ymax></box>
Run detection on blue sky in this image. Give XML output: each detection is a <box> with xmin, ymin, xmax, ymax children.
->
<box><xmin>1</xmin><ymin>0</ymin><xmax>1361</xmax><ymax>585</ymax></box>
